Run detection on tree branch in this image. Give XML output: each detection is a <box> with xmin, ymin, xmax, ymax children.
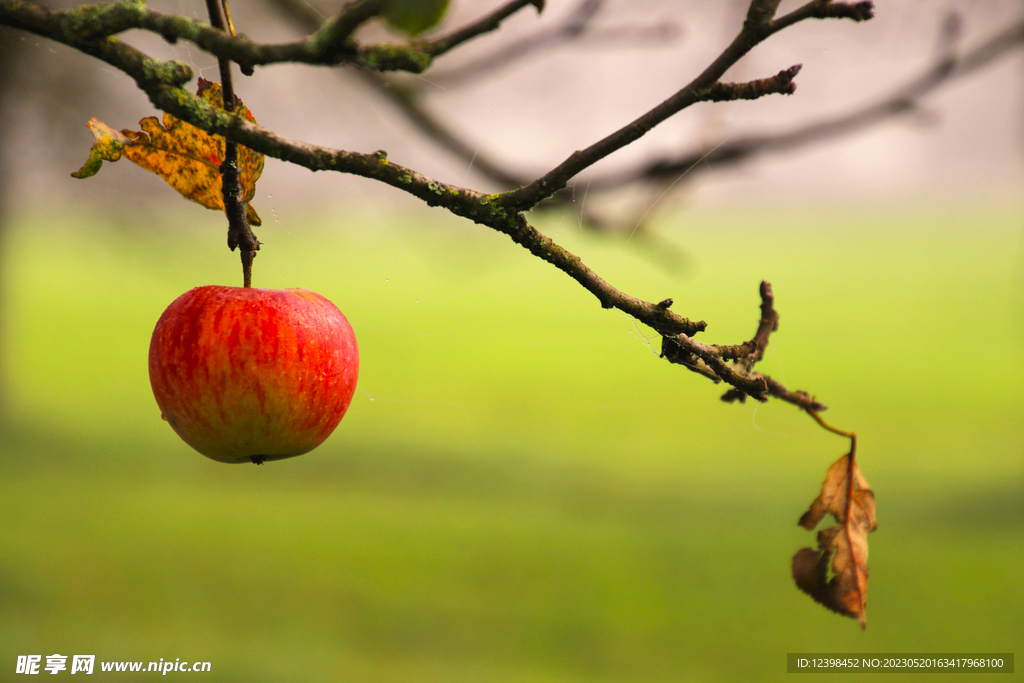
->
<box><xmin>771</xmin><ymin>0</ymin><xmax>874</xmax><ymax>32</ymax></box>
<box><xmin>0</xmin><ymin>0</ymin><xmax>540</xmax><ymax>74</ymax></box>
<box><xmin>495</xmin><ymin>0</ymin><xmax>874</xmax><ymax>211</ymax></box>
<box><xmin>662</xmin><ymin>280</ymin><xmax>826</xmax><ymax>411</ymax></box>
<box><xmin>0</xmin><ymin>0</ymin><xmax>901</xmax><ymax>418</ymax></box>
<box><xmin>591</xmin><ymin>15</ymin><xmax>1024</xmax><ymax>192</ymax></box>
<box><xmin>319</xmin><ymin>0</ymin><xmax>382</xmax><ymax>51</ymax></box>
<box><xmin>346</xmin><ymin>0</ymin><xmax>678</xmax><ymax>193</ymax></box>
<box><xmin>712</xmin><ymin>280</ymin><xmax>778</xmax><ymax>367</ymax></box>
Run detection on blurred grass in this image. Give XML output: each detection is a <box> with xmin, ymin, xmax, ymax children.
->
<box><xmin>1</xmin><ymin>201</ymin><xmax>1022</xmax><ymax>681</ymax></box>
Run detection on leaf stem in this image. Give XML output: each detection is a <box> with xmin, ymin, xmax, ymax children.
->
<box><xmin>806</xmin><ymin>408</ymin><xmax>857</xmax><ymax>452</ymax></box>
<box><xmin>221</xmin><ymin>0</ymin><xmax>236</xmax><ymax>37</ymax></box>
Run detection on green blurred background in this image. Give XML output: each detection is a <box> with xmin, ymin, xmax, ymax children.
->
<box><xmin>1</xmin><ymin>198</ymin><xmax>1021</xmax><ymax>681</ymax></box>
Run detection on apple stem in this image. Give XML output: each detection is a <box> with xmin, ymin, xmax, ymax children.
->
<box><xmin>241</xmin><ymin>245</ymin><xmax>254</xmax><ymax>288</ymax></box>
<box><xmin>207</xmin><ymin>0</ymin><xmax>260</xmax><ymax>288</ymax></box>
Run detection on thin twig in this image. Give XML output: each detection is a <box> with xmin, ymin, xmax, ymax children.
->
<box><xmin>205</xmin><ymin>0</ymin><xmax>258</xmax><ymax>286</ymax></box>
<box><xmin>712</xmin><ymin>280</ymin><xmax>779</xmax><ymax>367</ymax></box>
<box><xmin>425</xmin><ymin>0</ymin><xmax>544</xmax><ymax>59</ymax></box>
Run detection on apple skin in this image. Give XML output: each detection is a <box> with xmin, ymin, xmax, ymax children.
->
<box><xmin>149</xmin><ymin>286</ymin><xmax>358</xmax><ymax>464</ymax></box>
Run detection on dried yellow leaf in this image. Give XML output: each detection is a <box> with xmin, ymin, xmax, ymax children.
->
<box><xmin>72</xmin><ymin>79</ymin><xmax>263</xmax><ymax>225</ymax></box>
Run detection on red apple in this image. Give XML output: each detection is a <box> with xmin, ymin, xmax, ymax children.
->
<box><xmin>148</xmin><ymin>286</ymin><xmax>359</xmax><ymax>464</ymax></box>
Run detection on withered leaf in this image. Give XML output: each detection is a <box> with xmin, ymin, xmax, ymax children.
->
<box><xmin>792</xmin><ymin>451</ymin><xmax>877</xmax><ymax>628</ymax></box>
<box><xmin>72</xmin><ymin>78</ymin><xmax>263</xmax><ymax>226</ymax></box>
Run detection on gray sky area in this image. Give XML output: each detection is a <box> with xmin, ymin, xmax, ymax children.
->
<box><xmin>1</xmin><ymin>0</ymin><xmax>1022</xmax><ymax>221</ymax></box>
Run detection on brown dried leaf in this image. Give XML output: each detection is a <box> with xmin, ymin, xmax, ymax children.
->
<box><xmin>72</xmin><ymin>78</ymin><xmax>263</xmax><ymax>225</ymax></box>
<box><xmin>792</xmin><ymin>451</ymin><xmax>877</xmax><ymax>628</ymax></box>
